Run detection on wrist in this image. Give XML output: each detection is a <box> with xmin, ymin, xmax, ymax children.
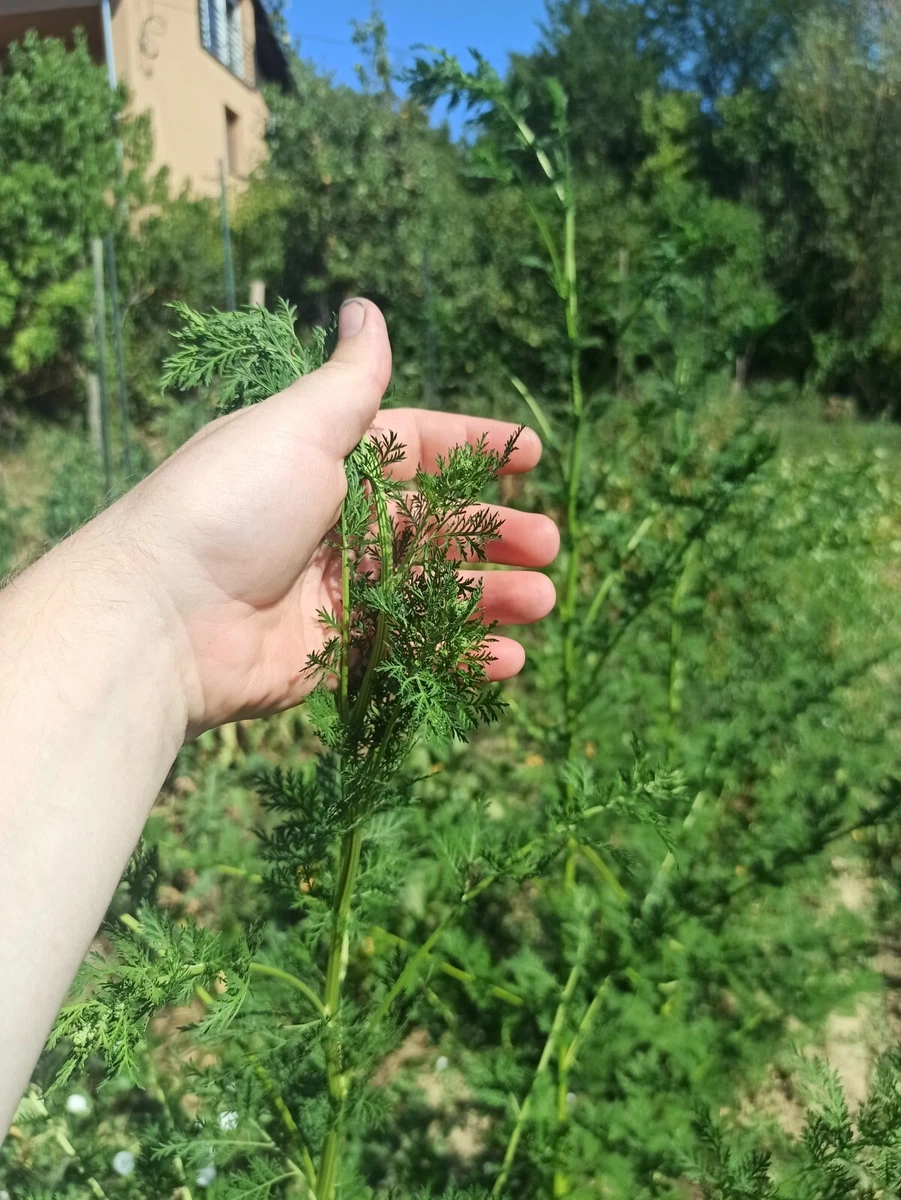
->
<box><xmin>1</xmin><ymin>501</ymin><xmax>194</xmax><ymax>750</ymax></box>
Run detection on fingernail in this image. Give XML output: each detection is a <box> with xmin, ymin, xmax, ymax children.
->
<box><xmin>339</xmin><ymin>299</ymin><xmax>365</xmax><ymax>339</ymax></box>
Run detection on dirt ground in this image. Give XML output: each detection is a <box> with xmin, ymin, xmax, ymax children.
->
<box><xmin>745</xmin><ymin>857</ymin><xmax>901</xmax><ymax>1136</ymax></box>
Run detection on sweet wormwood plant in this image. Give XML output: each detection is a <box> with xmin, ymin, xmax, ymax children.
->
<box><xmin>692</xmin><ymin>1052</ymin><xmax>901</xmax><ymax>1198</ymax></box>
<box><xmin>48</xmin><ymin>300</ymin><xmax>522</xmax><ymax>1199</ymax></box>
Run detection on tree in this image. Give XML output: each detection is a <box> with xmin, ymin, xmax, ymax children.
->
<box><xmin>508</xmin><ymin>0</ymin><xmax>669</xmax><ymax>177</ymax></box>
<box><xmin>710</xmin><ymin>2</ymin><xmax>901</xmax><ymax>408</ymax></box>
<box><xmin>236</xmin><ymin>34</ymin><xmax>522</xmax><ymax>407</ymax></box>
<box><xmin>0</xmin><ymin>31</ymin><xmax>146</xmax><ymax>421</ymax></box>
<box><xmin>660</xmin><ymin>0</ymin><xmax>828</xmax><ymax>100</ymax></box>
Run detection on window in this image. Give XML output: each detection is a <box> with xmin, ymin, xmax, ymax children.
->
<box><xmin>199</xmin><ymin>0</ymin><xmax>245</xmax><ymax>80</ymax></box>
<box><xmin>224</xmin><ymin>106</ymin><xmax>241</xmax><ymax>176</ymax></box>
<box><xmin>227</xmin><ymin>1</ymin><xmax>244</xmax><ymax>79</ymax></box>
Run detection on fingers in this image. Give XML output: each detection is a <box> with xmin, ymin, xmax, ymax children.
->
<box><xmin>275</xmin><ymin>298</ymin><xmax>393</xmax><ymax>459</ymax></box>
<box><xmin>389</xmin><ymin>502</ymin><xmax>559</xmax><ymax>568</ymax></box>
<box><xmin>475</xmin><ymin>569</ymin><xmax>556</xmax><ymax>681</ymax></box>
<box><xmin>466</xmin><ymin>507</ymin><xmax>559</xmax><ymax>567</ymax></box>
<box><xmin>484</xmin><ymin>636</ymin><xmax>526</xmax><ymax>681</ymax></box>
<box><xmin>466</xmin><ymin>569</ymin><xmax>557</xmax><ymax>626</ymax></box>
<box><xmin>373</xmin><ymin>409</ymin><xmax>542</xmax><ymax>479</ymax></box>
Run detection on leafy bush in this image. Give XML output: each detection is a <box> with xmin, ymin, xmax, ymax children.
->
<box><xmin>0</xmin><ymin>483</ymin><xmax>25</xmax><ymax>577</ymax></box>
<box><xmin>42</xmin><ymin>433</ymin><xmax>105</xmax><ymax>545</ymax></box>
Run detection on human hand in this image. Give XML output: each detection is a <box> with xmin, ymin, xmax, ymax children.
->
<box><xmin>91</xmin><ymin>299</ymin><xmax>558</xmax><ymax>737</ymax></box>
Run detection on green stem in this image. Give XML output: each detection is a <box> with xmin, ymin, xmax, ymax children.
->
<box><xmin>554</xmin><ymin>1041</ymin><xmax>571</xmax><ymax>1198</ymax></box>
<box><xmin>579</xmin><ymin>843</ymin><xmax>628</xmax><ymax>904</ymax></box>
<box><xmin>582</xmin><ymin>515</ymin><xmax>656</xmax><ymax>633</ymax></box>
<box><xmin>317</xmin><ymin>437</ymin><xmax>396</xmax><ymax>1198</ymax></box>
<box><xmin>370</xmin><ymin>912</ymin><xmax>454</xmax><ymax>1028</ymax></box>
<box><xmin>509</xmin><ymin>372</ymin><xmax>558</xmax><ymax>451</ymax></box>
<box><xmin>54</xmin><ymin>1129</ymin><xmax>111</xmax><ymax>1199</ymax></box>
<box><xmin>559</xmin><ymin>188</ymin><xmax>585</xmax><ymax>778</ymax></box>
<box><xmin>213</xmin><ymin>863</ymin><xmax>263</xmax><ymax>883</ymax></box>
<box><xmin>323</xmin><ymin>828</ymin><xmax>364</xmax><ymax>1023</ymax></box>
<box><xmin>248</xmin><ymin>962</ymin><xmax>326</xmax><ymax>1018</ymax></box>
<box><xmin>366</xmin><ymin>702</ymin><xmax>404</xmax><ymax>779</ymax></box>
<box><xmin>338</xmin><ymin>503</ymin><xmax>351</xmax><ymax>717</ymax></box>
<box><xmin>552</xmin><ymin>830</ymin><xmax>580</xmax><ymax>1191</ymax></box>
<box><xmin>351</xmin><ymin>441</ymin><xmax>394</xmax><ymax>728</ymax></box>
<box><xmin>642</xmin><ymin>789</ymin><xmax>710</xmax><ymax>917</ymax></box>
<box><xmin>490</xmin><ymin>961</ymin><xmax>583</xmax><ymax>1198</ymax></box>
<box><xmin>496</xmin><ymin>97</ymin><xmax>564</xmax><ymax>204</ymax></box>
<box><xmin>318</xmin><ymin>824</ymin><xmax>364</xmax><ymax>1200</ymax></box>
<box><xmin>666</xmin><ymin>543</ymin><xmax>697</xmax><ymax>763</ymax></box>
<box><xmin>371</xmin><ymin>925</ymin><xmax>524</xmax><ymax>1008</ymax></box>
<box><xmin>249</xmin><ymin>1057</ymin><xmax>318</xmax><ymax>1190</ymax></box>
<box><xmin>369</xmin><ymin>832</ymin><xmax>559</xmax><ymax>1031</ymax></box>
<box><xmin>562</xmin><ymin>977</ymin><xmax>611</xmax><ymax>1073</ymax></box>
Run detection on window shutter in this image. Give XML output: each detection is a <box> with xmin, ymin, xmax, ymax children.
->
<box><xmin>198</xmin><ymin>0</ymin><xmax>211</xmax><ymax>50</ymax></box>
<box><xmin>213</xmin><ymin>0</ymin><xmax>228</xmax><ymax>63</ymax></box>
<box><xmin>228</xmin><ymin>2</ymin><xmax>244</xmax><ymax>80</ymax></box>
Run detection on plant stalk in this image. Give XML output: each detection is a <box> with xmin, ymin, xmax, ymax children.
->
<box><xmin>371</xmin><ymin>926</ymin><xmax>523</xmax><ymax>1007</ymax></box>
<box><xmin>559</xmin><ymin>184</ymin><xmax>586</xmax><ymax>778</ymax></box>
<box><xmin>666</xmin><ymin>543</ymin><xmax>697</xmax><ymax>763</ymax></box>
<box><xmin>317</xmin><ymin>823</ymin><xmax>363</xmax><ymax>1200</ymax></box>
<box><xmin>490</xmin><ymin>960</ymin><xmax>583</xmax><ymax>1198</ymax></box>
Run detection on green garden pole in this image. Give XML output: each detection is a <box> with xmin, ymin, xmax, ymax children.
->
<box><xmin>104</xmin><ymin>235</ymin><xmax>132</xmax><ymax>478</ymax></box>
<box><xmin>91</xmin><ymin>237</ymin><xmax>113</xmax><ymax>496</ymax></box>
<box><xmin>219</xmin><ymin>159</ymin><xmax>237</xmax><ymax>311</ymax></box>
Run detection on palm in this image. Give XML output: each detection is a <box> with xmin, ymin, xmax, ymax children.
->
<box><xmin>127</xmin><ymin>302</ymin><xmax>558</xmax><ymax>735</ymax></box>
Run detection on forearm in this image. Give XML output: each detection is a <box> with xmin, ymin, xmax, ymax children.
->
<box><xmin>0</xmin><ymin>509</ymin><xmax>187</xmax><ymax>1130</ymax></box>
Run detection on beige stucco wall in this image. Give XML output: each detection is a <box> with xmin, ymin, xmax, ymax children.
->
<box><xmin>0</xmin><ymin>0</ymin><xmax>271</xmax><ymax>198</ymax></box>
<box><xmin>110</xmin><ymin>0</ymin><xmax>269</xmax><ymax>198</ymax></box>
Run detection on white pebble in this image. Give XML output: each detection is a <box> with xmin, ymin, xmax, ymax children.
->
<box><xmin>66</xmin><ymin>1093</ymin><xmax>90</xmax><ymax>1115</ymax></box>
<box><xmin>196</xmin><ymin>1165</ymin><xmax>217</xmax><ymax>1187</ymax></box>
<box><xmin>218</xmin><ymin>1109</ymin><xmax>239</xmax><ymax>1131</ymax></box>
<box><xmin>112</xmin><ymin>1150</ymin><xmax>136</xmax><ymax>1176</ymax></box>
<box><xmin>435</xmin><ymin>1055</ymin><xmax>449</xmax><ymax>1072</ymax></box>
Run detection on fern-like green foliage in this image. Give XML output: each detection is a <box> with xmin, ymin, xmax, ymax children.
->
<box><xmin>692</xmin><ymin>1052</ymin><xmax>901</xmax><ymax>1199</ymax></box>
<box><xmin>161</xmin><ymin>300</ymin><xmax>334</xmax><ymax>413</ymax></box>
<box><xmin>48</xmin><ymin>907</ymin><xmax>254</xmax><ymax>1089</ymax></box>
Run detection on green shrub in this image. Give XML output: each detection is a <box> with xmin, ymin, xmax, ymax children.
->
<box><xmin>42</xmin><ymin>434</ymin><xmax>105</xmax><ymax>544</ymax></box>
<box><xmin>0</xmin><ymin>483</ymin><xmax>25</xmax><ymax>577</ymax></box>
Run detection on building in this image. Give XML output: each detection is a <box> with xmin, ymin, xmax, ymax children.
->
<box><xmin>0</xmin><ymin>0</ymin><xmax>291</xmax><ymax>197</ymax></box>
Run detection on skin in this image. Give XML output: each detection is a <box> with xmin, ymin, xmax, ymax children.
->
<box><xmin>0</xmin><ymin>299</ymin><xmax>558</xmax><ymax>1133</ymax></box>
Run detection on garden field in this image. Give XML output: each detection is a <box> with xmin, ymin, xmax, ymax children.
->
<box><xmin>6</xmin><ymin>3</ymin><xmax>901</xmax><ymax>1197</ymax></box>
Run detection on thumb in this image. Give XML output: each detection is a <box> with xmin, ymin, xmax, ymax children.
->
<box><xmin>289</xmin><ymin>297</ymin><xmax>392</xmax><ymax>457</ymax></box>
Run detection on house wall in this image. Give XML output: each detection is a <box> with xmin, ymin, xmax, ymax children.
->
<box><xmin>0</xmin><ymin>0</ymin><xmax>271</xmax><ymax>199</ymax></box>
<box><xmin>111</xmin><ymin>0</ymin><xmax>269</xmax><ymax>197</ymax></box>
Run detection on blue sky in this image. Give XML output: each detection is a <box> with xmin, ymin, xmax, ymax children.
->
<box><xmin>282</xmin><ymin>0</ymin><xmax>549</xmax><ymax>101</ymax></box>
